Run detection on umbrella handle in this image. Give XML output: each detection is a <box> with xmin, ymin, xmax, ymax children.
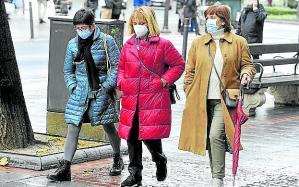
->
<box><xmin>239</xmin><ymin>85</ymin><xmax>245</xmax><ymax>102</ymax></box>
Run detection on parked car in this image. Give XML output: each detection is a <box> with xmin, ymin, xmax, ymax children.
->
<box><xmin>150</xmin><ymin>0</ymin><xmax>172</xmax><ymax>9</ymax></box>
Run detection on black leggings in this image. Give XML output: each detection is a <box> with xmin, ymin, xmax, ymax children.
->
<box><xmin>126</xmin><ymin>111</ymin><xmax>166</xmax><ymax>176</ymax></box>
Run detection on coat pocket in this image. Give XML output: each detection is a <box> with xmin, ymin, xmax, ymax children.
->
<box><xmin>94</xmin><ymin>91</ymin><xmax>109</xmax><ymax>116</ymax></box>
<box><xmin>94</xmin><ymin>92</ymin><xmax>118</xmax><ymax>125</ymax></box>
<box><xmin>69</xmin><ymin>85</ymin><xmax>82</xmax><ymax>101</ymax></box>
<box><xmin>151</xmin><ymin>77</ymin><xmax>163</xmax><ymax>91</ymax></box>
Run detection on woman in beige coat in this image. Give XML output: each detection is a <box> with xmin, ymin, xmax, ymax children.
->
<box><xmin>178</xmin><ymin>4</ymin><xmax>256</xmax><ymax>187</ymax></box>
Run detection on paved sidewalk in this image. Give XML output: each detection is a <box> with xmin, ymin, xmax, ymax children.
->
<box><xmin>8</xmin><ymin>8</ymin><xmax>50</xmax><ymax>42</ymax></box>
<box><xmin>1</xmin><ymin>91</ymin><xmax>299</xmax><ymax>187</ymax></box>
<box><xmin>266</xmin><ymin>19</ymin><xmax>299</xmax><ymax>25</ymax></box>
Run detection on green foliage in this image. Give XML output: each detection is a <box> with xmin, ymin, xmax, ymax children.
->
<box><xmin>265</xmin><ymin>7</ymin><xmax>297</xmax><ymax>15</ymax></box>
<box><xmin>267</xmin><ymin>14</ymin><xmax>297</xmax><ymax>20</ymax></box>
<box><xmin>270</xmin><ymin>1</ymin><xmax>284</xmax><ymax>7</ymax></box>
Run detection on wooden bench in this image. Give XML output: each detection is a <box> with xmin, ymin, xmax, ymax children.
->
<box><xmin>242</xmin><ymin>43</ymin><xmax>299</xmax><ymax>116</ymax></box>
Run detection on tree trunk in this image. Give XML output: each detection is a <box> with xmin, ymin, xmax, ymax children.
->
<box><xmin>284</xmin><ymin>0</ymin><xmax>288</xmax><ymax>7</ymax></box>
<box><xmin>0</xmin><ymin>1</ymin><xmax>35</xmax><ymax>149</ymax></box>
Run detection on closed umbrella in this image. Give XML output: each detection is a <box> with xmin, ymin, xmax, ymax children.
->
<box><xmin>232</xmin><ymin>87</ymin><xmax>248</xmax><ymax>186</ymax></box>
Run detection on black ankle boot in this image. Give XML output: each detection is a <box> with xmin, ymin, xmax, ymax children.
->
<box><xmin>156</xmin><ymin>159</ymin><xmax>167</xmax><ymax>181</ymax></box>
<box><xmin>47</xmin><ymin>160</ymin><xmax>71</xmax><ymax>181</ymax></box>
<box><xmin>109</xmin><ymin>153</ymin><xmax>124</xmax><ymax>176</ymax></box>
<box><xmin>121</xmin><ymin>174</ymin><xmax>142</xmax><ymax>187</ymax></box>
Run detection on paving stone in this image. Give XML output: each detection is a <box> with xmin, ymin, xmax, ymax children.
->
<box><xmin>19</xmin><ymin>176</ymin><xmax>88</xmax><ymax>187</ymax></box>
<box><xmin>0</xmin><ymin>172</ymin><xmax>32</xmax><ymax>183</ymax></box>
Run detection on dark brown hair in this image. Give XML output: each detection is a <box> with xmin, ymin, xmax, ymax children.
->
<box><xmin>204</xmin><ymin>5</ymin><xmax>232</xmax><ymax>32</ymax></box>
<box><xmin>73</xmin><ymin>9</ymin><xmax>95</xmax><ymax>26</ymax></box>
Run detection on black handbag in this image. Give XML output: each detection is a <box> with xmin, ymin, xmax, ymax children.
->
<box><xmin>169</xmin><ymin>84</ymin><xmax>180</xmax><ymax>104</ymax></box>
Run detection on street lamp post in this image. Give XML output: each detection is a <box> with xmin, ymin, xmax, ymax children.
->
<box><xmin>29</xmin><ymin>1</ymin><xmax>34</xmax><ymax>39</ymax></box>
<box><xmin>182</xmin><ymin>18</ymin><xmax>190</xmax><ymax>60</ymax></box>
<box><xmin>161</xmin><ymin>0</ymin><xmax>171</xmax><ymax>33</ymax></box>
<box><xmin>22</xmin><ymin>0</ymin><xmax>25</xmax><ymax>14</ymax></box>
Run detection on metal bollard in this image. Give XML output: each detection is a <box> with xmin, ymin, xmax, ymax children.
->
<box><xmin>29</xmin><ymin>1</ymin><xmax>34</xmax><ymax>39</ymax></box>
<box><xmin>161</xmin><ymin>0</ymin><xmax>171</xmax><ymax>33</ymax></box>
<box><xmin>22</xmin><ymin>0</ymin><xmax>25</xmax><ymax>14</ymax></box>
<box><xmin>182</xmin><ymin>18</ymin><xmax>190</xmax><ymax>60</ymax></box>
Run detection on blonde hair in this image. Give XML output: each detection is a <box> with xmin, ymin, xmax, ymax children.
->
<box><xmin>128</xmin><ymin>6</ymin><xmax>160</xmax><ymax>36</ymax></box>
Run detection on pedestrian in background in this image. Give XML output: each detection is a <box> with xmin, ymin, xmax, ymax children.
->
<box><xmin>86</xmin><ymin>0</ymin><xmax>98</xmax><ymax>14</ymax></box>
<box><xmin>37</xmin><ymin>0</ymin><xmax>48</xmax><ymax>23</ymax></box>
<box><xmin>100</xmin><ymin>0</ymin><xmax>113</xmax><ymax>18</ymax></box>
<box><xmin>183</xmin><ymin>0</ymin><xmax>199</xmax><ymax>35</ymax></box>
<box><xmin>179</xmin><ymin>5</ymin><xmax>255</xmax><ymax>187</ymax></box>
<box><xmin>54</xmin><ymin>0</ymin><xmax>72</xmax><ymax>16</ymax></box>
<box><xmin>117</xmin><ymin>6</ymin><xmax>185</xmax><ymax>187</ymax></box>
<box><xmin>47</xmin><ymin>9</ymin><xmax>124</xmax><ymax>182</ymax></box>
<box><xmin>111</xmin><ymin>0</ymin><xmax>124</xmax><ymax>19</ymax></box>
<box><xmin>176</xmin><ymin>0</ymin><xmax>184</xmax><ymax>33</ymax></box>
<box><xmin>236</xmin><ymin>0</ymin><xmax>267</xmax><ymax>59</ymax></box>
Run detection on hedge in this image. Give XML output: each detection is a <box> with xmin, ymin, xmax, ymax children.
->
<box><xmin>265</xmin><ymin>7</ymin><xmax>297</xmax><ymax>15</ymax></box>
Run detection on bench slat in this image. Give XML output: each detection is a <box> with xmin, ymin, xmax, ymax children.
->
<box><xmin>255</xmin><ymin>72</ymin><xmax>294</xmax><ymax>78</ymax></box>
<box><xmin>251</xmin><ymin>74</ymin><xmax>299</xmax><ymax>88</ymax></box>
<box><xmin>249</xmin><ymin>43</ymin><xmax>299</xmax><ymax>55</ymax></box>
<box><xmin>253</xmin><ymin>58</ymin><xmax>298</xmax><ymax>66</ymax></box>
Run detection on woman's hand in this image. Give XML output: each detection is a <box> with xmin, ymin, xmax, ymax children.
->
<box><xmin>161</xmin><ymin>78</ymin><xmax>168</xmax><ymax>87</ymax></box>
<box><xmin>116</xmin><ymin>88</ymin><xmax>123</xmax><ymax>99</ymax></box>
<box><xmin>241</xmin><ymin>74</ymin><xmax>251</xmax><ymax>86</ymax></box>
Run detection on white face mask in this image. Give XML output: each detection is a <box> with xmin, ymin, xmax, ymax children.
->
<box><xmin>206</xmin><ymin>19</ymin><xmax>218</xmax><ymax>34</ymax></box>
<box><xmin>133</xmin><ymin>25</ymin><xmax>149</xmax><ymax>38</ymax></box>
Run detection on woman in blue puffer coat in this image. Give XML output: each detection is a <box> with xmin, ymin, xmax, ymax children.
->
<box><xmin>47</xmin><ymin>9</ymin><xmax>124</xmax><ymax>182</ymax></box>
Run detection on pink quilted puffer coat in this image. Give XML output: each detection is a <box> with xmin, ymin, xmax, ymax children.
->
<box><xmin>117</xmin><ymin>36</ymin><xmax>185</xmax><ymax>140</ymax></box>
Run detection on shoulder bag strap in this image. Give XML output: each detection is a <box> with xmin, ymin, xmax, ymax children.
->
<box><xmin>208</xmin><ymin>43</ymin><xmax>226</xmax><ymax>90</ymax></box>
<box><xmin>103</xmin><ymin>34</ymin><xmax>121</xmax><ymax>104</ymax></box>
<box><xmin>103</xmin><ymin>34</ymin><xmax>111</xmax><ymax>73</ymax></box>
<box><xmin>208</xmin><ymin>43</ymin><xmax>244</xmax><ymax>101</ymax></box>
<box><xmin>134</xmin><ymin>39</ymin><xmax>180</xmax><ymax>101</ymax></box>
<box><xmin>134</xmin><ymin>39</ymin><xmax>160</xmax><ymax>78</ymax></box>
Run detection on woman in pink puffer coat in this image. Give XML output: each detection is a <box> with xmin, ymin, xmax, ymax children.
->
<box><xmin>117</xmin><ymin>6</ymin><xmax>185</xmax><ymax>187</ymax></box>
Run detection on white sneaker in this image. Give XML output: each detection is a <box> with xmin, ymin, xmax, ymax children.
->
<box><xmin>212</xmin><ymin>178</ymin><xmax>224</xmax><ymax>187</ymax></box>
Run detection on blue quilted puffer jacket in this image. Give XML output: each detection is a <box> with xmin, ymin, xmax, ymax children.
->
<box><xmin>64</xmin><ymin>26</ymin><xmax>119</xmax><ymax>126</ymax></box>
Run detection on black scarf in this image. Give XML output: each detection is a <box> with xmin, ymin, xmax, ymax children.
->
<box><xmin>74</xmin><ymin>32</ymin><xmax>100</xmax><ymax>91</ymax></box>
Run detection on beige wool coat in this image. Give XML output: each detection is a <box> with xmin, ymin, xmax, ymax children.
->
<box><xmin>178</xmin><ymin>32</ymin><xmax>256</xmax><ymax>156</ymax></box>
